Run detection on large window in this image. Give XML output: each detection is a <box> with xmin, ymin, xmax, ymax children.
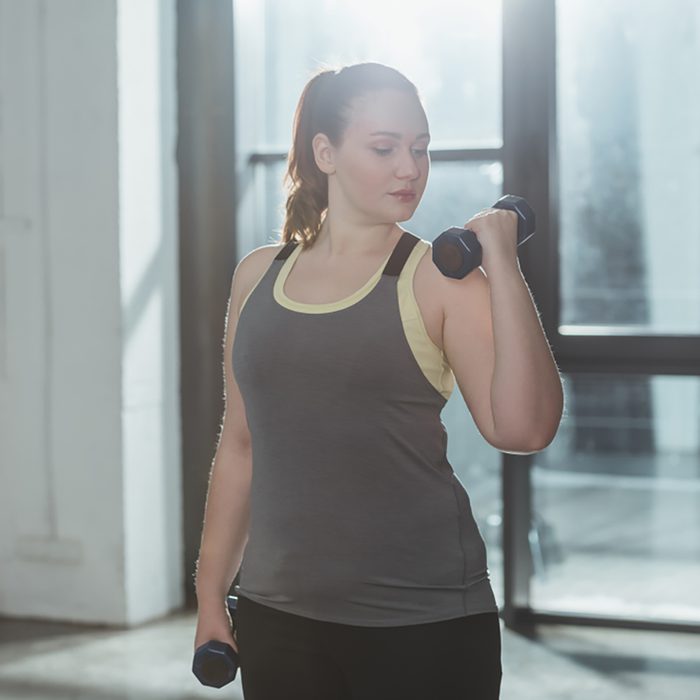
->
<box><xmin>529</xmin><ymin>0</ymin><xmax>700</xmax><ymax>624</ymax></box>
<box><xmin>233</xmin><ymin>0</ymin><xmax>700</xmax><ymax>629</ymax></box>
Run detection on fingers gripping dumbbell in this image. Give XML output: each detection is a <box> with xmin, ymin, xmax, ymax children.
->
<box><xmin>192</xmin><ymin>595</ymin><xmax>239</xmax><ymax>688</ymax></box>
<box><xmin>432</xmin><ymin>194</ymin><xmax>536</xmax><ymax>279</ymax></box>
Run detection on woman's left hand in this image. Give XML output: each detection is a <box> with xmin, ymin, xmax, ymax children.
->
<box><xmin>463</xmin><ymin>208</ymin><xmax>519</xmax><ymax>272</ymax></box>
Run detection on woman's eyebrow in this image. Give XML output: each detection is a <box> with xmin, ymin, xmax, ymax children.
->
<box><xmin>369</xmin><ymin>130</ymin><xmax>431</xmax><ymax>139</ymax></box>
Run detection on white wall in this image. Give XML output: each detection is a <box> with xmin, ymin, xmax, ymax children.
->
<box><xmin>0</xmin><ymin>0</ymin><xmax>182</xmax><ymax>626</ymax></box>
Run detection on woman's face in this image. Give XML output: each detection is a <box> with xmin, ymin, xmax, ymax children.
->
<box><xmin>316</xmin><ymin>88</ymin><xmax>430</xmax><ymax>224</ymax></box>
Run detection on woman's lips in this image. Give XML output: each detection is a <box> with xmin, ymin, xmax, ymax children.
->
<box><xmin>390</xmin><ymin>192</ymin><xmax>416</xmax><ymax>202</ymax></box>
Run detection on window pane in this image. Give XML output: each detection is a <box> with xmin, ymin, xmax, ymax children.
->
<box><xmin>557</xmin><ymin>0</ymin><xmax>700</xmax><ymax>333</ymax></box>
<box><xmin>532</xmin><ymin>372</ymin><xmax>700</xmax><ymax>622</ymax></box>
<box><xmin>263</xmin><ymin>0</ymin><xmax>502</xmax><ymax>148</ymax></box>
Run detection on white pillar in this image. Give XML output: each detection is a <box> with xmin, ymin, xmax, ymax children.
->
<box><xmin>0</xmin><ymin>0</ymin><xmax>182</xmax><ymax>626</ymax></box>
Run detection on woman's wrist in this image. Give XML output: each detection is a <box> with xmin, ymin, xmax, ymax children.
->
<box><xmin>195</xmin><ymin>582</ymin><xmax>229</xmax><ymax>610</ymax></box>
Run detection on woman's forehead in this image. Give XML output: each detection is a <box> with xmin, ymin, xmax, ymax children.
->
<box><xmin>347</xmin><ymin>92</ymin><xmax>428</xmax><ymax>138</ymax></box>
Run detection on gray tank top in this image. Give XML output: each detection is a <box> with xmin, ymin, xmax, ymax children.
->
<box><xmin>232</xmin><ymin>229</ymin><xmax>498</xmax><ymax>626</ymax></box>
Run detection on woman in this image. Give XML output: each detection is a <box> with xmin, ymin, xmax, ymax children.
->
<box><xmin>194</xmin><ymin>62</ymin><xmax>563</xmax><ymax>699</ymax></box>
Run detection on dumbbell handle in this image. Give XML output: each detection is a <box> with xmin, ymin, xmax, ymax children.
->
<box><xmin>432</xmin><ymin>194</ymin><xmax>536</xmax><ymax>279</ymax></box>
<box><xmin>192</xmin><ymin>595</ymin><xmax>239</xmax><ymax>688</ymax></box>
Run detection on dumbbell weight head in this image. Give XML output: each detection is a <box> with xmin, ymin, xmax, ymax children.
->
<box><xmin>226</xmin><ymin>594</ymin><xmax>237</xmax><ymax>617</ymax></box>
<box><xmin>432</xmin><ymin>226</ymin><xmax>482</xmax><ymax>279</ymax></box>
<box><xmin>192</xmin><ymin>639</ymin><xmax>239</xmax><ymax>688</ymax></box>
<box><xmin>432</xmin><ymin>194</ymin><xmax>536</xmax><ymax>279</ymax></box>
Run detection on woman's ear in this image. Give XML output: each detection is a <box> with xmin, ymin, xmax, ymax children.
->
<box><xmin>312</xmin><ymin>133</ymin><xmax>336</xmax><ymax>175</ymax></box>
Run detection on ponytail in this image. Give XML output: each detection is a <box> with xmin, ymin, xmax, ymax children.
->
<box><xmin>280</xmin><ymin>68</ymin><xmax>336</xmax><ymax>249</ymax></box>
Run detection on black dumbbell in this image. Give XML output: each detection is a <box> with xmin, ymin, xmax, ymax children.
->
<box><xmin>192</xmin><ymin>595</ymin><xmax>239</xmax><ymax>688</ymax></box>
<box><xmin>432</xmin><ymin>194</ymin><xmax>536</xmax><ymax>279</ymax></box>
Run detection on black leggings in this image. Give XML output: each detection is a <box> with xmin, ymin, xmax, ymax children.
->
<box><xmin>235</xmin><ymin>595</ymin><xmax>502</xmax><ymax>700</ymax></box>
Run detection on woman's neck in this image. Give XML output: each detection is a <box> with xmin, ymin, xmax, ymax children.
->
<box><xmin>313</xmin><ymin>219</ymin><xmax>402</xmax><ymax>259</ymax></box>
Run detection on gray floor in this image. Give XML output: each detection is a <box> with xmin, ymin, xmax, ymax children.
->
<box><xmin>1</xmin><ymin>610</ymin><xmax>699</xmax><ymax>699</ymax></box>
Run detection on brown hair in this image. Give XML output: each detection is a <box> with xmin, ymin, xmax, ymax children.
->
<box><xmin>278</xmin><ymin>62</ymin><xmax>421</xmax><ymax>250</ymax></box>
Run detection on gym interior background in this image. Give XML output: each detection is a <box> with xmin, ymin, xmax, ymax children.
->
<box><xmin>0</xmin><ymin>0</ymin><xmax>699</xmax><ymax>698</ymax></box>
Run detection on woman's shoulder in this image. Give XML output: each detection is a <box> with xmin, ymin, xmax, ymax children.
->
<box><xmin>241</xmin><ymin>241</ymin><xmax>287</xmax><ymax>271</ymax></box>
<box><xmin>234</xmin><ymin>242</ymin><xmax>287</xmax><ymax>316</ymax></box>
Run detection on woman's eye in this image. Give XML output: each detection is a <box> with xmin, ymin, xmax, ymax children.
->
<box><xmin>372</xmin><ymin>147</ymin><xmax>429</xmax><ymax>157</ymax></box>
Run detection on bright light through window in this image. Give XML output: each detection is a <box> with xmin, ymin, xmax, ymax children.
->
<box><xmin>264</xmin><ymin>0</ymin><xmax>502</xmax><ymax>148</ymax></box>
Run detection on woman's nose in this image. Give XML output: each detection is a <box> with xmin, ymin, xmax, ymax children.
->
<box><xmin>395</xmin><ymin>149</ymin><xmax>421</xmax><ymax>179</ymax></box>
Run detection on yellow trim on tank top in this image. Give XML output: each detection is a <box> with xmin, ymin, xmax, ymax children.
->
<box><xmin>273</xmin><ymin>243</ymin><xmax>393</xmax><ymax>313</ymax></box>
<box><xmin>398</xmin><ymin>240</ymin><xmax>455</xmax><ymax>401</ymax></box>
<box><xmin>239</xmin><ymin>238</ymin><xmax>454</xmax><ymax>401</ymax></box>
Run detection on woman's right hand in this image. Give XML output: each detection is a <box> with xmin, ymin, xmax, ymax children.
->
<box><xmin>194</xmin><ymin>602</ymin><xmax>239</xmax><ymax>655</ymax></box>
